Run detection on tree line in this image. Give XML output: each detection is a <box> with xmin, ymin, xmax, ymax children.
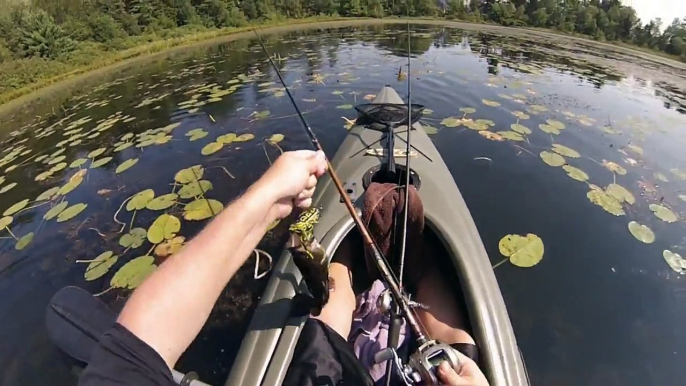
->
<box><xmin>0</xmin><ymin>0</ymin><xmax>685</xmax><ymax>97</ymax></box>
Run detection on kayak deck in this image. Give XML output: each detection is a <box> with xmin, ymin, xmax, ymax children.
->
<box><xmin>226</xmin><ymin>86</ymin><xmax>528</xmax><ymax>386</ymax></box>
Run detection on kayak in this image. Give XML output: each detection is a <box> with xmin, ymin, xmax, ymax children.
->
<box><xmin>225</xmin><ymin>86</ymin><xmax>529</xmax><ymax>386</ymax></box>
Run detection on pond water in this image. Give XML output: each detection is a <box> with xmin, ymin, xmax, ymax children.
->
<box><xmin>0</xmin><ymin>23</ymin><xmax>685</xmax><ymax>386</ymax></box>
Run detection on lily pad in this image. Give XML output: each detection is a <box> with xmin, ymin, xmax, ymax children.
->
<box><xmin>606</xmin><ymin>184</ymin><xmax>636</xmax><ymax>205</ymax></box>
<box><xmin>70</xmin><ymin>158</ymin><xmax>88</xmax><ymax>168</ymax></box>
<box><xmin>679</xmin><ymin>194</ymin><xmax>686</xmax><ymax>202</ymax></box>
<box><xmin>562</xmin><ymin>165</ymin><xmax>589</xmax><ymax>182</ymax></box>
<box><xmin>50</xmin><ymin>162</ymin><xmax>67</xmax><ymax>173</ymax></box>
<box><xmin>4</xmin><ymin>199</ymin><xmax>30</xmax><ymax>216</ymax></box>
<box><xmin>114</xmin><ymin>142</ymin><xmax>133</xmax><ymax>152</ymax></box>
<box><xmin>670</xmin><ymin>168</ymin><xmax>686</xmax><ymax>180</ymax></box>
<box><xmin>546</xmin><ymin>120</ymin><xmax>565</xmax><ymax>130</ymax></box>
<box><xmin>482</xmin><ymin>99</ymin><xmax>500</xmax><ymax>107</ymax></box>
<box><xmin>47</xmin><ymin>155</ymin><xmax>66</xmax><ymax>165</ymax></box>
<box><xmin>183</xmin><ymin>199</ymin><xmax>224</xmax><ymax>221</ymax></box>
<box><xmin>126</xmin><ymin>189</ymin><xmax>155</xmax><ymax>211</ymax></box>
<box><xmin>201</xmin><ymin>142</ymin><xmax>223</xmax><ymax>155</ymax></box>
<box><xmin>15</xmin><ymin>232</ymin><xmax>34</xmax><ymax>250</ymax></box>
<box><xmin>178</xmin><ymin>180</ymin><xmax>213</xmax><ymax>199</ymax></box>
<box><xmin>539</xmin><ymin>151</ymin><xmax>565</xmax><ymax>167</ymax></box>
<box><xmin>57</xmin><ymin>203</ymin><xmax>87</xmax><ymax>222</ymax></box>
<box><xmin>459</xmin><ymin>107</ymin><xmax>476</xmax><ymax>114</ymax></box>
<box><xmin>626</xmin><ymin>144</ymin><xmax>643</xmax><ymax>156</ymax></box>
<box><xmin>58</xmin><ymin>172</ymin><xmax>85</xmax><ymax>196</ymax></box>
<box><xmin>235</xmin><ymin>133</ymin><xmax>255</xmax><ymax>142</ymax></box>
<box><xmin>268</xmin><ymin>134</ymin><xmax>284</xmax><ymax>144</ymax></box>
<box><xmin>90</xmin><ymin>157</ymin><xmax>113</xmax><ymax>168</ymax></box>
<box><xmin>538</xmin><ymin>124</ymin><xmax>560</xmax><ymax>135</ymax></box>
<box><xmin>497</xmin><ymin>131</ymin><xmax>525</xmax><ymax>141</ymax></box>
<box><xmin>253</xmin><ymin>110</ymin><xmax>271</xmax><ymax>119</ymax></box>
<box><xmin>115</xmin><ymin>158</ymin><xmax>139</xmax><ymax>174</ymax></box>
<box><xmin>440</xmin><ymin>117</ymin><xmax>464</xmax><ymax>127</ymax></box>
<box><xmin>422</xmin><ymin>124</ymin><xmax>438</xmax><ymax>135</ymax></box>
<box><xmin>331</xmin><ymin>91</ymin><xmax>343</xmax><ymax>95</ymax></box>
<box><xmin>187</xmin><ymin>130</ymin><xmax>208</xmax><ymax>141</ymax></box>
<box><xmin>146</xmin><ymin>193</ymin><xmax>179</xmax><ymax>210</ymax></box>
<box><xmin>0</xmin><ymin>182</ymin><xmax>17</xmax><ymax>194</ymax></box>
<box><xmin>510</xmin><ymin>123</ymin><xmax>532</xmax><ymax>135</ymax></box>
<box><xmin>654</xmin><ymin>172</ymin><xmax>669</xmax><ymax>182</ymax></box>
<box><xmin>663</xmin><ymin>250</ymin><xmax>685</xmax><ymax>274</ymax></box>
<box><xmin>511</xmin><ymin>111</ymin><xmax>530</xmax><ymax>120</ymax></box>
<box><xmin>336</xmin><ymin>104</ymin><xmax>353</xmax><ymax>109</ymax></box>
<box><xmin>148</xmin><ymin>214</ymin><xmax>181</xmax><ymax>244</ymax></box>
<box><xmin>552</xmin><ymin>144</ymin><xmax>580</xmax><ymax>158</ymax></box>
<box><xmin>36</xmin><ymin>187</ymin><xmax>60</xmax><ymax>201</ymax></box>
<box><xmin>174</xmin><ymin>165</ymin><xmax>204</xmax><ymax>184</ymax></box>
<box><xmin>479</xmin><ymin>131</ymin><xmax>504</xmax><ymax>141</ymax></box>
<box><xmin>587</xmin><ymin>189</ymin><xmax>625</xmax><ymax>216</ymax></box>
<box><xmin>649</xmin><ymin>204</ymin><xmax>678</xmax><ymax>223</ymax></box>
<box><xmin>529</xmin><ymin>105</ymin><xmax>548</xmax><ymax>112</ymax></box>
<box><xmin>84</xmin><ymin>251</ymin><xmax>119</xmax><ymax>281</ymax></box>
<box><xmin>110</xmin><ymin>256</ymin><xmax>157</xmax><ymax>290</ymax></box>
<box><xmin>88</xmin><ymin>148</ymin><xmax>106</xmax><ymax>158</ymax></box>
<box><xmin>628</xmin><ymin>221</ymin><xmax>655</xmax><ymax>244</ymax></box>
<box><xmin>119</xmin><ymin>228</ymin><xmax>148</xmax><ymax>249</ymax></box>
<box><xmin>498</xmin><ymin>233</ymin><xmax>544</xmax><ymax>268</ymax></box>
<box><xmin>465</xmin><ymin>121</ymin><xmax>489</xmax><ymax>131</ymax></box>
<box><xmin>602</xmin><ymin>160</ymin><xmax>627</xmax><ymax>175</ymax></box>
<box><xmin>154</xmin><ymin>236</ymin><xmax>185</xmax><ymax>257</ymax></box>
<box><xmin>217</xmin><ymin>133</ymin><xmax>237</xmax><ymax>144</ymax></box>
<box><xmin>0</xmin><ymin>216</ymin><xmax>12</xmax><ymax>229</ymax></box>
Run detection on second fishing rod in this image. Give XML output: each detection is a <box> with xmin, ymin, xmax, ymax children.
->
<box><xmin>252</xmin><ymin>29</ymin><xmax>429</xmax><ymax>346</ymax></box>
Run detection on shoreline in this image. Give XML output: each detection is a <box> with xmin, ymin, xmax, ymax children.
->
<box><xmin>1</xmin><ymin>17</ymin><xmax>684</xmax><ymax>123</ymax></box>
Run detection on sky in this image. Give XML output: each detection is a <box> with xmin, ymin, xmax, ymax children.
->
<box><xmin>629</xmin><ymin>0</ymin><xmax>686</xmax><ymax>26</ymax></box>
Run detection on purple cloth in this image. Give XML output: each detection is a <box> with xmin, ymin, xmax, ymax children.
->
<box><xmin>349</xmin><ymin>280</ymin><xmax>410</xmax><ymax>382</ymax></box>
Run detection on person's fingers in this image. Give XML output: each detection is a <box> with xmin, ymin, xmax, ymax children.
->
<box><xmin>437</xmin><ymin>361</ymin><xmax>466</xmax><ymax>386</ymax></box>
<box><xmin>295</xmin><ymin>197</ymin><xmax>313</xmax><ymax>209</ymax></box>
<box><xmin>297</xmin><ymin>186</ymin><xmax>316</xmax><ymax>201</ymax></box>
<box><xmin>288</xmin><ymin>150</ymin><xmax>319</xmax><ymax>159</ymax></box>
<box><xmin>305</xmin><ymin>174</ymin><xmax>317</xmax><ymax>189</ymax></box>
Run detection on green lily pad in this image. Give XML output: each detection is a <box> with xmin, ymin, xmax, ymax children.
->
<box><xmin>88</xmin><ymin>148</ymin><xmax>106</xmax><ymax>158</ymax></box>
<box><xmin>183</xmin><ymin>199</ymin><xmax>223</xmax><ymax>221</ymax></box>
<box><xmin>511</xmin><ymin>111</ymin><xmax>530</xmax><ymax>120</ymax></box>
<box><xmin>465</xmin><ymin>121</ymin><xmax>489</xmax><ymax>131</ymax></box>
<box><xmin>84</xmin><ymin>251</ymin><xmax>119</xmax><ymax>281</ymax></box>
<box><xmin>4</xmin><ymin>199</ymin><xmax>30</xmax><ymax>216</ymax></box>
<box><xmin>50</xmin><ymin>162</ymin><xmax>67</xmax><ymax>173</ymax></box>
<box><xmin>36</xmin><ymin>187</ymin><xmax>60</xmax><ymax>201</ymax></box>
<box><xmin>539</xmin><ymin>151</ymin><xmax>565</xmax><ymax>167</ymax></box>
<box><xmin>538</xmin><ymin>124</ymin><xmax>560</xmax><ymax>135</ymax></box>
<box><xmin>57</xmin><ymin>203</ymin><xmax>87</xmax><ymax>222</ymax></box>
<box><xmin>496</xmin><ymin>131</ymin><xmax>525</xmax><ymax>141</ymax></box>
<box><xmin>482</xmin><ymin>99</ymin><xmax>500</xmax><ymax>107</ymax></box>
<box><xmin>110</xmin><ymin>255</ymin><xmax>157</xmax><ymax>290</ymax></box>
<box><xmin>114</xmin><ymin>142</ymin><xmax>133</xmax><ymax>152</ymax></box>
<box><xmin>235</xmin><ymin>133</ymin><xmax>255</xmax><ymax>142</ymax></box>
<box><xmin>498</xmin><ymin>233</ymin><xmax>544</xmax><ymax>268</ymax></box>
<box><xmin>174</xmin><ymin>165</ymin><xmax>204</xmax><ymax>184</ymax></box>
<box><xmin>459</xmin><ymin>107</ymin><xmax>476</xmax><ymax>114</ymax></box>
<box><xmin>44</xmin><ymin>201</ymin><xmax>69</xmax><ymax>220</ymax></box>
<box><xmin>546</xmin><ymin>120</ymin><xmax>565</xmax><ymax>130</ymax></box>
<box><xmin>201</xmin><ymin>142</ymin><xmax>223</xmax><ymax>155</ymax></box>
<box><xmin>90</xmin><ymin>157</ymin><xmax>113</xmax><ymax>168</ymax></box>
<box><xmin>0</xmin><ymin>182</ymin><xmax>17</xmax><ymax>194</ymax></box>
<box><xmin>649</xmin><ymin>204</ymin><xmax>678</xmax><ymax>223</ymax></box>
<box><xmin>189</xmin><ymin>131</ymin><xmax>208</xmax><ymax>141</ymax></box>
<box><xmin>178</xmin><ymin>180</ymin><xmax>213</xmax><ymax>199</ymax></box>
<box><xmin>679</xmin><ymin>194</ymin><xmax>686</xmax><ymax>202</ymax></box>
<box><xmin>119</xmin><ymin>228</ymin><xmax>147</xmax><ymax>249</ymax></box>
<box><xmin>440</xmin><ymin>117</ymin><xmax>463</xmax><ymax>127</ymax></box>
<box><xmin>47</xmin><ymin>155</ymin><xmax>66</xmax><ymax>165</ymax></box>
<box><xmin>670</xmin><ymin>168</ymin><xmax>686</xmax><ymax>180</ymax></box>
<box><xmin>529</xmin><ymin>105</ymin><xmax>548</xmax><ymax>112</ymax></box>
<box><xmin>602</xmin><ymin>160</ymin><xmax>626</xmax><ymax>175</ymax></box>
<box><xmin>154</xmin><ymin>236</ymin><xmax>185</xmax><ymax>257</ymax></box>
<box><xmin>115</xmin><ymin>158</ymin><xmax>139</xmax><ymax>174</ymax></box>
<box><xmin>510</xmin><ymin>123</ymin><xmax>532</xmax><ymax>135</ymax></box>
<box><xmin>0</xmin><ymin>216</ymin><xmax>12</xmax><ymax>229</ymax></box>
<box><xmin>628</xmin><ymin>221</ymin><xmax>655</xmax><ymax>244</ymax></box>
<box><xmin>148</xmin><ymin>214</ymin><xmax>181</xmax><ymax>244</ymax></box>
<box><xmin>475</xmin><ymin>119</ymin><xmax>495</xmax><ymax>127</ymax></box>
<box><xmin>587</xmin><ymin>188</ymin><xmax>625</xmax><ymax>216</ymax></box>
<box><xmin>336</xmin><ymin>104</ymin><xmax>353</xmax><ymax>109</ymax></box>
<box><xmin>552</xmin><ymin>144</ymin><xmax>580</xmax><ymax>158</ymax></box>
<box><xmin>253</xmin><ymin>110</ymin><xmax>271</xmax><ymax>119</ymax></box>
<box><xmin>217</xmin><ymin>133</ymin><xmax>237</xmax><ymax>144</ymax></box>
<box><xmin>562</xmin><ymin>165</ymin><xmax>589</xmax><ymax>182</ymax></box>
<box><xmin>70</xmin><ymin>158</ymin><xmax>88</xmax><ymax>168</ymax></box>
<box><xmin>15</xmin><ymin>232</ymin><xmax>34</xmax><ymax>250</ymax></box>
<box><xmin>126</xmin><ymin>189</ymin><xmax>155</xmax><ymax>211</ymax></box>
<box><xmin>146</xmin><ymin>193</ymin><xmax>178</xmax><ymax>210</ymax></box>
<box><xmin>268</xmin><ymin>134</ymin><xmax>284</xmax><ymax>144</ymax></box>
<box><xmin>663</xmin><ymin>250</ymin><xmax>685</xmax><ymax>274</ymax></box>
<box><xmin>58</xmin><ymin>174</ymin><xmax>85</xmax><ymax>196</ymax></box>
<box><xmin>121</xmin><ymin>133</ymin><xmax>134</xmax><ymax>141</ymax></box>
<box><xmin>422</xmin><ymin>124</ymin><xmax>438</xmax><ymax>135</ymax></box>
<box><xmin>331</xmin><ymin>91</ymin><xmax>343</xmax><ymax>95</ymax></box>
<box><xmin>626</xmin><ymin>144</ymin><xmax>643</xmax><ymax>156</ymax></box>
<box><xmin>606</xmin><ymin>184</ymin><xmax>635</xmax><ymax>205</ymax></box>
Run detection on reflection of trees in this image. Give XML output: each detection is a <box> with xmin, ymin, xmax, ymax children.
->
<box><xmin>373</xmin><ymin>33</ymin><xmax>434</xmax><ymax>57</ymax></box>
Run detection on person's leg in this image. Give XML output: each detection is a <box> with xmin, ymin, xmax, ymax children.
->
<box><xmin>313</xmin><ymin>234</ymin><xmax>358</xmax><ymax>339</ymax></box>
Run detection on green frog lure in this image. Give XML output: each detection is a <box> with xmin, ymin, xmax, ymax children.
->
<box><xmin>288</xmin><ymin>207</ymin><xmax>330</xmax><ymax>316</ymax></box>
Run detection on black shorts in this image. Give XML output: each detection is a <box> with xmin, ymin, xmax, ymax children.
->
<box><xmin>283</xmin><ymin>319</ymin><xmax>479</xmax><ymax>386</ymax></box>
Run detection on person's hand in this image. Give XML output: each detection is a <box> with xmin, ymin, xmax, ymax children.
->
<box><xmin>255</xmin><ymin>150</ymin><xmax>328</xmax><ymax>221</ymax></box>
<box><xmin>437</xmin><ymin>352</ymin><xmax>489</xmax><ymax>386</ymax></box>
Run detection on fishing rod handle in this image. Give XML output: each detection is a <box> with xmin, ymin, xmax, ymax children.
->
<box><xmin>172</xmin><ymin>370</ymin><xmax>210</xmax><ymax>386</ymax></box>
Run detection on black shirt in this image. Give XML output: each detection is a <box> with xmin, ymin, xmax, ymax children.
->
<box><xmin>79</xmin><ymin>323</ymin><xmax>174</xmax><ymax>386</ymax></box>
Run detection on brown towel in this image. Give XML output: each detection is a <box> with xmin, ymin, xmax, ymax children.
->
<box><xmin>362</xmin><ymin>182</ymin><xmax>424</xmax><ymax>286</ymax></box>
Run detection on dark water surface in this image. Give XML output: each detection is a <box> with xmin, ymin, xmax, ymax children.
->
<box><xmin>0</xmin><ymin>24</ymin><xmax>685</xmax><ymax>386</ymax></box>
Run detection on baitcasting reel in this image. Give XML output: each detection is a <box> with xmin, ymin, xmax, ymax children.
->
<box><xmin>374</xmin><ymin>340</ymin><xmax>460</xmax><ymax>385</ymax></box>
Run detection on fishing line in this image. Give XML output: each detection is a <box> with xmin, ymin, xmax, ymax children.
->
<box><xmin>397</xmin><ymin>18</ymin><xmax>412</xmax><ymax>287</ymax></box>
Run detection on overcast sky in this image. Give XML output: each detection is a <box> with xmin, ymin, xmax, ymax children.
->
<box><xmin>629</xmin><ymin>0</ymin><xmax>686</xmax><ymax>26</ymax></box>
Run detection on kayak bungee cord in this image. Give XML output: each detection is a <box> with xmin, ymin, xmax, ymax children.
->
<box><xmin>251</xmin><ymin>28</ymin><xmax>430</xmax><ymax>346</ymax></box>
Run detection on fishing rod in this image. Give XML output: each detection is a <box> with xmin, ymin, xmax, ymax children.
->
<box><xmin>251</xmin><ymin>28</ymin><xmax>428</xmax><ymax>346</ymax></box>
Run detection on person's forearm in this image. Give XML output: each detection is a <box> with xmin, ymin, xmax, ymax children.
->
<box><xmin>117</xmin><ymin>183</ymin><xmax>277</xmax><ymax>368</ymax></box>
